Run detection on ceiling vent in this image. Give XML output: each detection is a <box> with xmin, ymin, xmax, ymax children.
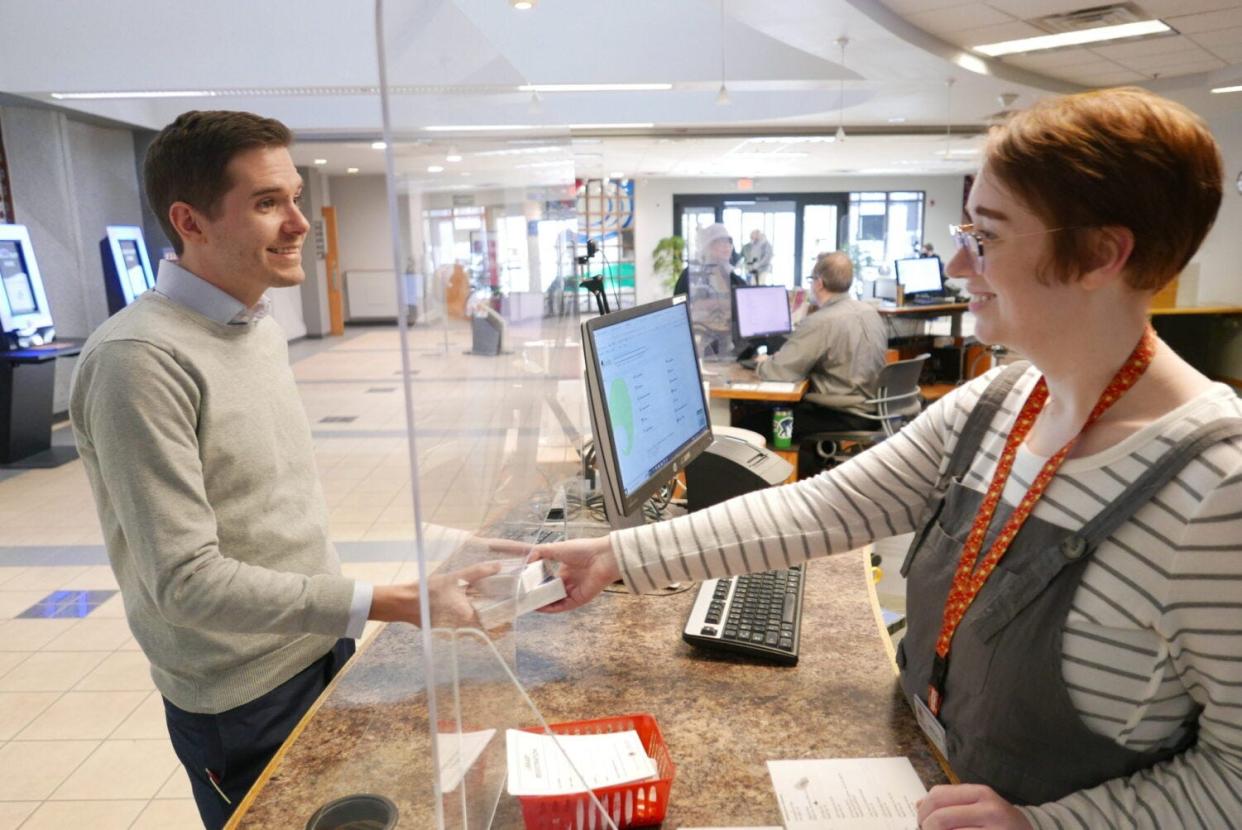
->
<box><xmin>1032</xmin><ymin>3</ymin><xmax>1148</xmax><ymax>34</ymax></box>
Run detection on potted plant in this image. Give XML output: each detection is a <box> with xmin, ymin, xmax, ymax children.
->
<box><xmin>651</xmin><ymin>235</ymin><xmax>686</xmax><ymax>293</ymax></box>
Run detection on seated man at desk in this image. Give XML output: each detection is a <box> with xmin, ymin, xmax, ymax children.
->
<box><xmin>745</xmin><ymin>251</ymin><xmax>887</xmax><ymax>476</ymax></box>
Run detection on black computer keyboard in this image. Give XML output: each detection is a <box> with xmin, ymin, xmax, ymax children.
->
<box><xmin>907</xmin><ymin>295</ymin><xmax>946</xmax><ymax>306</ymax></box>
<box><xmin>681</xmin><ymin>564</ymin><xmax>804</xmax><ymax>665</ymax></box>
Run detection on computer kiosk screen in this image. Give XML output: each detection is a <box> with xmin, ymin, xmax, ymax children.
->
<box><xmin>0</xmin><ymin>241</ymin><xmax>37</xmax><ymax>315</ymax></box>
<box><xmin>589</xmin><ymin>303</ymin><xmax>710</xmax><ymax>498</ymax></box>
<box><xmin>895</xmin><ymin>256</ymin><xmax>943</xmax><ymax>296</ymax></box>
<box><xmin>735</xmin><ymin>286</ymin><xmax>792</xmax><ymax>339</ymax></box>
<box><xmin>118</xmin><ymin>240</ymin><xmax>150</xmax><ymax>297</ymax></box>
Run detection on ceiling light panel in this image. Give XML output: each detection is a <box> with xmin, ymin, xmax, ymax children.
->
<box><xmin>973</xmin><ymin>19</ymin><xmax>1172</xmax><ymax>56</ymax></box>
<box><xmin>518</xmin><ymin>83</ymin><xmax>672</xmax><ymax>92</ymax></box>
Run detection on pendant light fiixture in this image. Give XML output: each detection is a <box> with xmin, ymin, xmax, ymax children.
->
<box><xmin>835</xmin><ymin>37</ymin><xmax>849</xmax><ymax>142</ymax></box>
<box><xmin>717</xmin><ymin>0</ymin><xmax>731</xmax><ymax>105</ymax></box>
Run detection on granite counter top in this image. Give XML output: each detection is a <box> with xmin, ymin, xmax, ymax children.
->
<box><xmin>232</xmin><ymin>550</ymin><xmax>946</xmax><ymax>828</ymax></box>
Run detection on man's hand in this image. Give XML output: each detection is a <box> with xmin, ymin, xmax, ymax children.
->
<box><xmin>753</xmin><ymin>354</ymin><xmax>770</xmax><ymax>365</ymax></box>
<box><xmin>917</xmin><ymin>784</ymin><xmax>1032</xmax><ymax>830</ymax></box>
<box><xmin>369</xmin><ymin>561</ymin><xmax>502</xmax><ymax>628</ymax></box>
<box><xmin>528</xmin><ymin>536</ymin><xmax>620</xmax><ymax>612</ymax></box>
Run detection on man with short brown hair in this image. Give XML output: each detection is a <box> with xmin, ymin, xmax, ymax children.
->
<box><xmin>71</xmin><ymin>110</ymin><xmax>492</xmax><ymax>828</ymax></box>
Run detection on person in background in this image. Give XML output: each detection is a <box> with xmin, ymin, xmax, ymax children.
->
<box><xmin>673</xmin><ymin>222</ymin><xmax>747</xmax><ymax>296</ymax></box>
<box><xmin>742</xmin><ymin>251</ymin><xmax>888</xmax><ymax>476</ymax></box>
<box><xmin>742</xmin><ymin>229</ymin><xmax>774</xmax><ymax>284</ymax></box>
<box><xmin>920</xmin><ymin>241</ymin><xmax>936</xmax><ymax>257</ymax></box>
<box><xmin>532</xmin><ymin>87</ymin><xmax>1241</xmax><ymax>830</ymax></box>
<box><xmin>70</xmin><ymin>110</ymin><xmax>497</xmax><ymax>829</ymax></box>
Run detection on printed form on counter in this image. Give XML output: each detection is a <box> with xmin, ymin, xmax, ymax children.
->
<box><xmin>506</xmin><ymin>728</ymin><xmax>658</xmax><ymax>796</ymax></box>
<box><xmin>767</xmin><ymin>756</ymin><xmax>928</xmax><ymax>830</ymax></box>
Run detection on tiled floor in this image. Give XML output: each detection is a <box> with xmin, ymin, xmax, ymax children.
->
<box><xmin>0</xmin><ymin>317</ymin><xmax>589</xmax><ymax>829</ymax></box>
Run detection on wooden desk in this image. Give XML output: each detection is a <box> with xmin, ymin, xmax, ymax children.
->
<box><xmin>705</xmin><ymin>364</ymin><xmax>807</xmax><ymax>477</ymax></box>
<box><xmin>1149</xmin><ymin>304</ymin><xmax>1242</xmax><ymax>318</ymax></box>
<box><xmin>229</xmin><ymin>551</ymin><xmax>948</xmax><ymax>828</ymax></box>
<box><xmin>705</xmin><ymin>362</ymin><xmax>808</xmax><ymax>403</ymax></box>
<box><xmin>878</xmin><ymin>302</ymin><xmax>970</xmax><ymax>339</ymax></box>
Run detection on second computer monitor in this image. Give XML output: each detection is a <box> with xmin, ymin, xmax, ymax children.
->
<box><xmin>894</xmin><ymin>255</ymin><xmax>943</xmax><ymax>299</ymax></box>
<box><xmin>101</xmin><ymin>225</ymin><xmax>156</xmax><ymax>315</ymax></box>
<box><xmin>581</xmin><ymin>296</ymin><xmax>713</xmax><ymax>528</ymax></box>
<box><xmin>734</xmin><ymin>285</ymin><xmax>792</xmax><ymax>339</ymax></box>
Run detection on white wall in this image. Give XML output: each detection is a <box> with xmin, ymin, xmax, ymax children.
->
<box><xmin>328</xmin><ymin>174</ymin><xmax>412</xmax><ymax>275</ymax></box>
<box><xmin>1</xmin><ymin>105</ymin><xmax>146</xmax><ymax>411</ymax></box>
<box><xmin>632</xmin><ymin>174</ymin><xmax>966</xmax><ymax>304</ymax></box>
<box><xmin>1192</xmin><ymin>107</ymin><xmax>1242</xmax><ymax>307</ymax></box>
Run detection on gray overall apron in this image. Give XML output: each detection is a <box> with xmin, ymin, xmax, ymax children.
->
<box><xmin>895</xmin><ymin>362</ymin><xmax>1242</xmax><ymax>805</ymax></box>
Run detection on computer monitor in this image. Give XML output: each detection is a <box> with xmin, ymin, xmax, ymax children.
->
<box><xmin>581</xmin><ymin>296</ymin><xmax>713</xmax><ymax>528</ymax></box>
<box><xmin>0</xmin><ymin>224</ymin><xmax>55</xmax><ymax>349</ymax></box>
<box><xmin>733</xmin><ymin>286</ymin><xmax>792</xmax><ymax>339</ymax></box>
<box><xmin>894</xmin><ymin>255</ymin><xmax>944</xmax><ymax>299</ymax></box>
<box><xmin>101</xmin><ymin>225</ymin><xmax>156</xmax><ymax>314</ymax></box>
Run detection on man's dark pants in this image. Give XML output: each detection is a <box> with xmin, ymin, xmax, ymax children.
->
<box><xmin>162</xmin><ymin>638</ymin><xmax>355</xmax><ymax>829</ymax></box>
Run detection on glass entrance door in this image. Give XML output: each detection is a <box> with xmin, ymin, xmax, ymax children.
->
<box><xmin>680</xmin><ymin>206</ymin><xmax>718</xmax><ymax>264</ymax></box>
<box><xmin>722</xmin><ymin>201</ymin><xmax>796</xmax><ymax>287</ymax></box>
<box><xmin>800</xmin><ymin>201</ymin><xmax>845</xmax><ymax>285</ymax></box>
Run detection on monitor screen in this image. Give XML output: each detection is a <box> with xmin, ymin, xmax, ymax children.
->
<box><xmin>118</xmin><ymin>239</ymin><xmax>151</xmax><ymax>296</ymax></box>
<box><xmin>0</xmin><ymin>240</ymin><xmax>37</xmax><ymax>315</ymax></box>
<box><xmin>734</xmin><ymin>286</ymin><xmax>792</xmax><ymax>339</ymax></box>
<box><xmin>587</xmin><ymin>301</ymin><xmax>710</xmax><ymax>500</ymax></box>
<box><xmin>895</xmin><ymin>256</ymin><xmax>943</xmax><ymax>295</ymax></box>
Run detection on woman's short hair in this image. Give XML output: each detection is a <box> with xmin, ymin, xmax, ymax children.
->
<box><xmin>984</xmin><ymin>87</ymin><xmax>1222</xmax><ymax>291</ymax></box>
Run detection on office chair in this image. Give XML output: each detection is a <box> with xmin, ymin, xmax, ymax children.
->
<box><xmin>802</xmin><ymin>353</ymin><xmax>930</xmax><ymax>469</ymax></box>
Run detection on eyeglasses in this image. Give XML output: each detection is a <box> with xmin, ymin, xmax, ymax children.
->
<box><xmin>949</xmin><ymin>223</ymin><xmax>1079</xmax><ymax>272</ymax></box>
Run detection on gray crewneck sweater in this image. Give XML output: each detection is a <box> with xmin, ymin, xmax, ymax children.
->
<box><xmin>70</xmin><ymin>292</ymin><xmax>354</xmax><ymax>713</ymax></box>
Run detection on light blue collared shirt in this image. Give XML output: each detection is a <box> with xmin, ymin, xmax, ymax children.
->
<box><xmin>153</xmin><ymin>260</ymin><xmax>373</xmax><ymax>639</ymax></box>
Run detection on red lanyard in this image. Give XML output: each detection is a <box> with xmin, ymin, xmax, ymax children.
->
<box><xmin>926</xmin><ymin>325</ymin><xmax>1157</xmax><ymax>717</ymax></box>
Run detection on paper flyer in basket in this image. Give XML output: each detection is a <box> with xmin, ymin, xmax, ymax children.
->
<box><xmin>767</xmin><ymin>756</ymin><xmax>927</xmax><ymax>829</ymax></box>
<box><xmin>506</xmin><ymin>728</ymin><xmax>658</xmax><ymax>796</ymax></box>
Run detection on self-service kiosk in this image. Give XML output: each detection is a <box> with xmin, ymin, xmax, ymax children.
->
<box><xmin>101</xmin><ymin>225</ymin><xmax>155</xmax><ymax>315</ymax></box>
<box><xmin>0</xmin><ymin>224</ymin><xmax>80</xmax><ymax>466</ymax></box>
<box><xmin>0</xmin><ymin>223</ymin><xmax>55</xmax><ymax>350</ymax></box>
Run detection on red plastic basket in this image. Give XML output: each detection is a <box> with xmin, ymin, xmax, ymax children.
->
<box><xmin>517</xmin><ymin>713</ymin><xmax>675</xmax><ymax>830</ymax></box>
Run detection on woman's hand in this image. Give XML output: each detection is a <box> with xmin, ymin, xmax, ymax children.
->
<box><xmin>528</xmin><ymin>536</ymin><xmax>620</xmax><ymax>612</ymax></box>
<box><xmin>369</xmin><ymin>560</ymin><xmax>502</xmax><ymax>628</ymax></box>
<box><xmin>917</xmin><ymin>784</ymin><xmax>1032</xmax><ymax>830</ymax></box>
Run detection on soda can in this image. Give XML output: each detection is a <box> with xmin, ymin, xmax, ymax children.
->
<box><xmin>772</xmin><ymin>407</ymin><xmax>794</xmax><ymax>449</ymax></box>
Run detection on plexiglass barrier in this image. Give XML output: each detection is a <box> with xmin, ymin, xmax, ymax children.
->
<box><xmin>252</xmin><ymin>1</ymin><xmax>646</xmax><ymax>826</ymax></box>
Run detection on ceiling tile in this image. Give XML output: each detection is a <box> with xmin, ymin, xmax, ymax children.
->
<box><xmin>1185</xmin><ymin>24</ymin><xmax>1242</xmax><ymax>47</ymax></box>
<box><xmin>881</xmin><ymin>0</ymin><xmax>975</xmax><ymax>14</ymax></box>
<box><xmin>1002</xmin><ymin>48</ymin><xmax>1115</xmax><ymax>70</ymax></box>
<box><xmin>1201</xmin><ymin>44</ymin><xmax>1242</xmax><ymax>61</ymax></box>
<box><xmin>1033</xmin><ymin>58</ymin><xmax>1133</xmax><ymax>77</ymax></box>
<box><xmin>1091</xmin><ymin>34</ymin><xmax>1204</xmax><ymax>60</ymax></box>
<box><xmin>1166</xmin><ymin>7</ymin><xmax>1242</xmax><ymax>34</ymax></box>
<box><xmin>1067</xmin><ymin>69</ymin><xmax>1150</xmax><ymax>85</ymax></box>
<box><xmin>1138</xmin><ymin>0</ymin><xmax>1240</xmax><ymax>16</ymax></box>
<box><xmin>956</xmin><ymin>20</ymin><xmax>1047</xmax><ymax>48</ymax></box>
<box><xmin>907</xmin><ymin>3</ymin><xmax>1016</xmax><ymax>37</ymax></box>
<box><xmin>982</xmin><ymin>0</ymin><xmax>1094</xmax><ymax>18</ymax></box>
<box><xmin>1117</xmin><ymin>56</ymin><xmax>1227</xmax><ymax>75</ymax></box>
